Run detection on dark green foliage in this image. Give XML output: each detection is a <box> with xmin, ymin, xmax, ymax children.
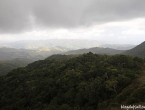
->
<box><xmin>0</xmin><ymin>53</ymin><xmax>144</xmax><ymax>110</ymax></box>
<box><xmin>45</xmin><ymin>54</ymin><xmax>78</xmax><ymax>61</ymax></box>
<box><xmin>0</xmin><ymin>59</ymin><xmax>32</xmax><ymax>76</ymax></box>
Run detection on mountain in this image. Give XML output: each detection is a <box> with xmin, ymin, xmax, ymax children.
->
<box><xmin>0</xmin><ymin>39</ymin><xmax>101</xmax><ymax>50</ymax></box>
<box><xmin>0</xmin><ymin>53</ymin><xmax>144</xmax><ymax>110</ymax></box>
<box><xmin>0</xmin><ymin>39</ymin><xmax>134</xmax><ymax>50</ymax></box>
<box><xmin>123</xmin><ymin>41</ymin><xmax>145</xmax><ymax>58</ymax></box>
<box><xmin>100</xmin><ymin>44</ymin><xmax>135</xmax><ymax>50</ymax></box>
<box><xmin>0</xmin><ymin>47</ymin><xmax>68</xmax><ymax>76</ymax></box>
<box><xmin>64</xmin><ymin>47</ymin><xmax>124</xmax><ymax>55</ymax></box>
<box><xmin>0</xmin><ymin>46</ymin><xmax>125</xmax><ymax>76</ymax></box>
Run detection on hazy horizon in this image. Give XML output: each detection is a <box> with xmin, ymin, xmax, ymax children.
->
<box><xmin>0</xmin><ymin>0</ymin><xmax>145</xmax><ymax>45</ymax></box>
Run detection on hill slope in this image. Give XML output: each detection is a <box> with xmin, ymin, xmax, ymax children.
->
<box><xmin>0</xmin><ymin>58</ymin><xmax>32</xmax><ymax>76</ymax></box>
<box><xmin>0</xmin><ymin>47</ymin><xmax>67</xmax><ymax>76</ymax></box>
<box><xmin>0</xmin><ymin>53</ymin><xmax>144</xmax><ymax>110</ymax></box>
<box><xmin>123</xmin><ymin>41</ymin><xmax>145</xmax><ymax>58</ymax></box>
<box><xmin>64</xmin><ymin>47</ymin><xmax>124</xmax><ymax>55</ymax></box>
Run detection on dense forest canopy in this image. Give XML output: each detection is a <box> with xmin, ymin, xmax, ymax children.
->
<box><xmin>0</xmin><ymin>58</ymin><xmax>32</xmax><ymax>76</ymax></box>
<box><xmin>0</xmin><ymin>53</ymin><xmax>145</xmax><ymax>110</ymax></box>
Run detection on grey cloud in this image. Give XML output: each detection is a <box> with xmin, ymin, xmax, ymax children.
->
<box><xmin>0</xmin><ymin>0</ymin><xmax>145</xmax><ymax>33</ymax></box>
<box><xmin>0</xmin><ymin>0</ymin><xmax>31</xmax><ymax>33</ymax></box>
<box><xmin>82</xmin><ymin>0</ymin><xmax>145</xmax><ymax>25</ymax></box>
<box><xmin>29</xmin><ymin>0</ymin><xmax>90</xmax><ymax>28</ymax></box>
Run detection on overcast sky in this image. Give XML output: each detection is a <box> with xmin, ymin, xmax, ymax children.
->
<box><xmin>0</xmin><ymin>0</ymin><xmax>145</xmax><ymax>44</ymax></box>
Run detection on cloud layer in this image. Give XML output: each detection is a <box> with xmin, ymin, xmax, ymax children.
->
<box><xmin>0</xmin><ymin>0</ymin><xmax>145</xmax><ymax>33</ymax></box>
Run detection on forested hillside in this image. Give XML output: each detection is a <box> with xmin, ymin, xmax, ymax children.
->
<box><xmin>0</xmin><ymin>53</ymin><xmax>145</xmax><ymax>110</ymax></box>
<box><xmin>123</xmin><ymin>41</ymin><xmax>145</xmax><ymax>58</ymax></box>
<box><xmin>0</xmin><ymin>58</ymin><xmax>32</xmax><ymax>76</ymax></box>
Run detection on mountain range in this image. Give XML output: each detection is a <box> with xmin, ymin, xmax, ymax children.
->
<box><xmin>64</xmin><ymin>47</ymin><xmax>124</xmax><ymax>55</ymax></box>
<box><xmin>0</xmin><ymin>40</ymin><xmax>144</xmax><ymax>76</ymax></box>
<box><xmin>0</xmin><ymin>39</ymin><xmax>135</xmax><ymax>50</ymax></box>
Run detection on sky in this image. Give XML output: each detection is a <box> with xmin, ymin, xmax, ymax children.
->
<box><xmin>0</xmin><ymin>0</ymin><xmax>145</xmax><ymax>44</ymax></box>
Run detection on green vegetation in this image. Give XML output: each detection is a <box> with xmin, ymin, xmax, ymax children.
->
<box><xmin>45</xmin><ymin>54</ymin><xmax>79</xmax><ymax>61</ymax></box>
<box><xmin>0</xmin><ymin>53</ymin><xmax>145</xmax><ymax>110</ymax></box>
<box><xmin>0</xmin><ymin>58</ymin><xmax>32</xmax><ymax>76</ymax></box>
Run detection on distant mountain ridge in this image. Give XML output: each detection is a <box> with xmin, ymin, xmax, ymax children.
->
<box><xmin>123</xmin><ymin>41</ymin><xmax>145</xmax><ymax>58</ymax></box>
<box><xmin>0</xmin><ymin>39</ymin><xmax>101</xmax><ymax>50</ymax></box>
<box><xmin>64</xmin><ymin>47</ymin><xmax>124</xmax><ymax>55</ymax></box>
<box><xmin>0</xmin><ymin>39</ymin><xmax>135</xmax><ymax>50</ymax></box>
<box><xmin>101</xmin><ymin>44</ymin><xmax>135</xmax><ymax>50</ymax></box>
